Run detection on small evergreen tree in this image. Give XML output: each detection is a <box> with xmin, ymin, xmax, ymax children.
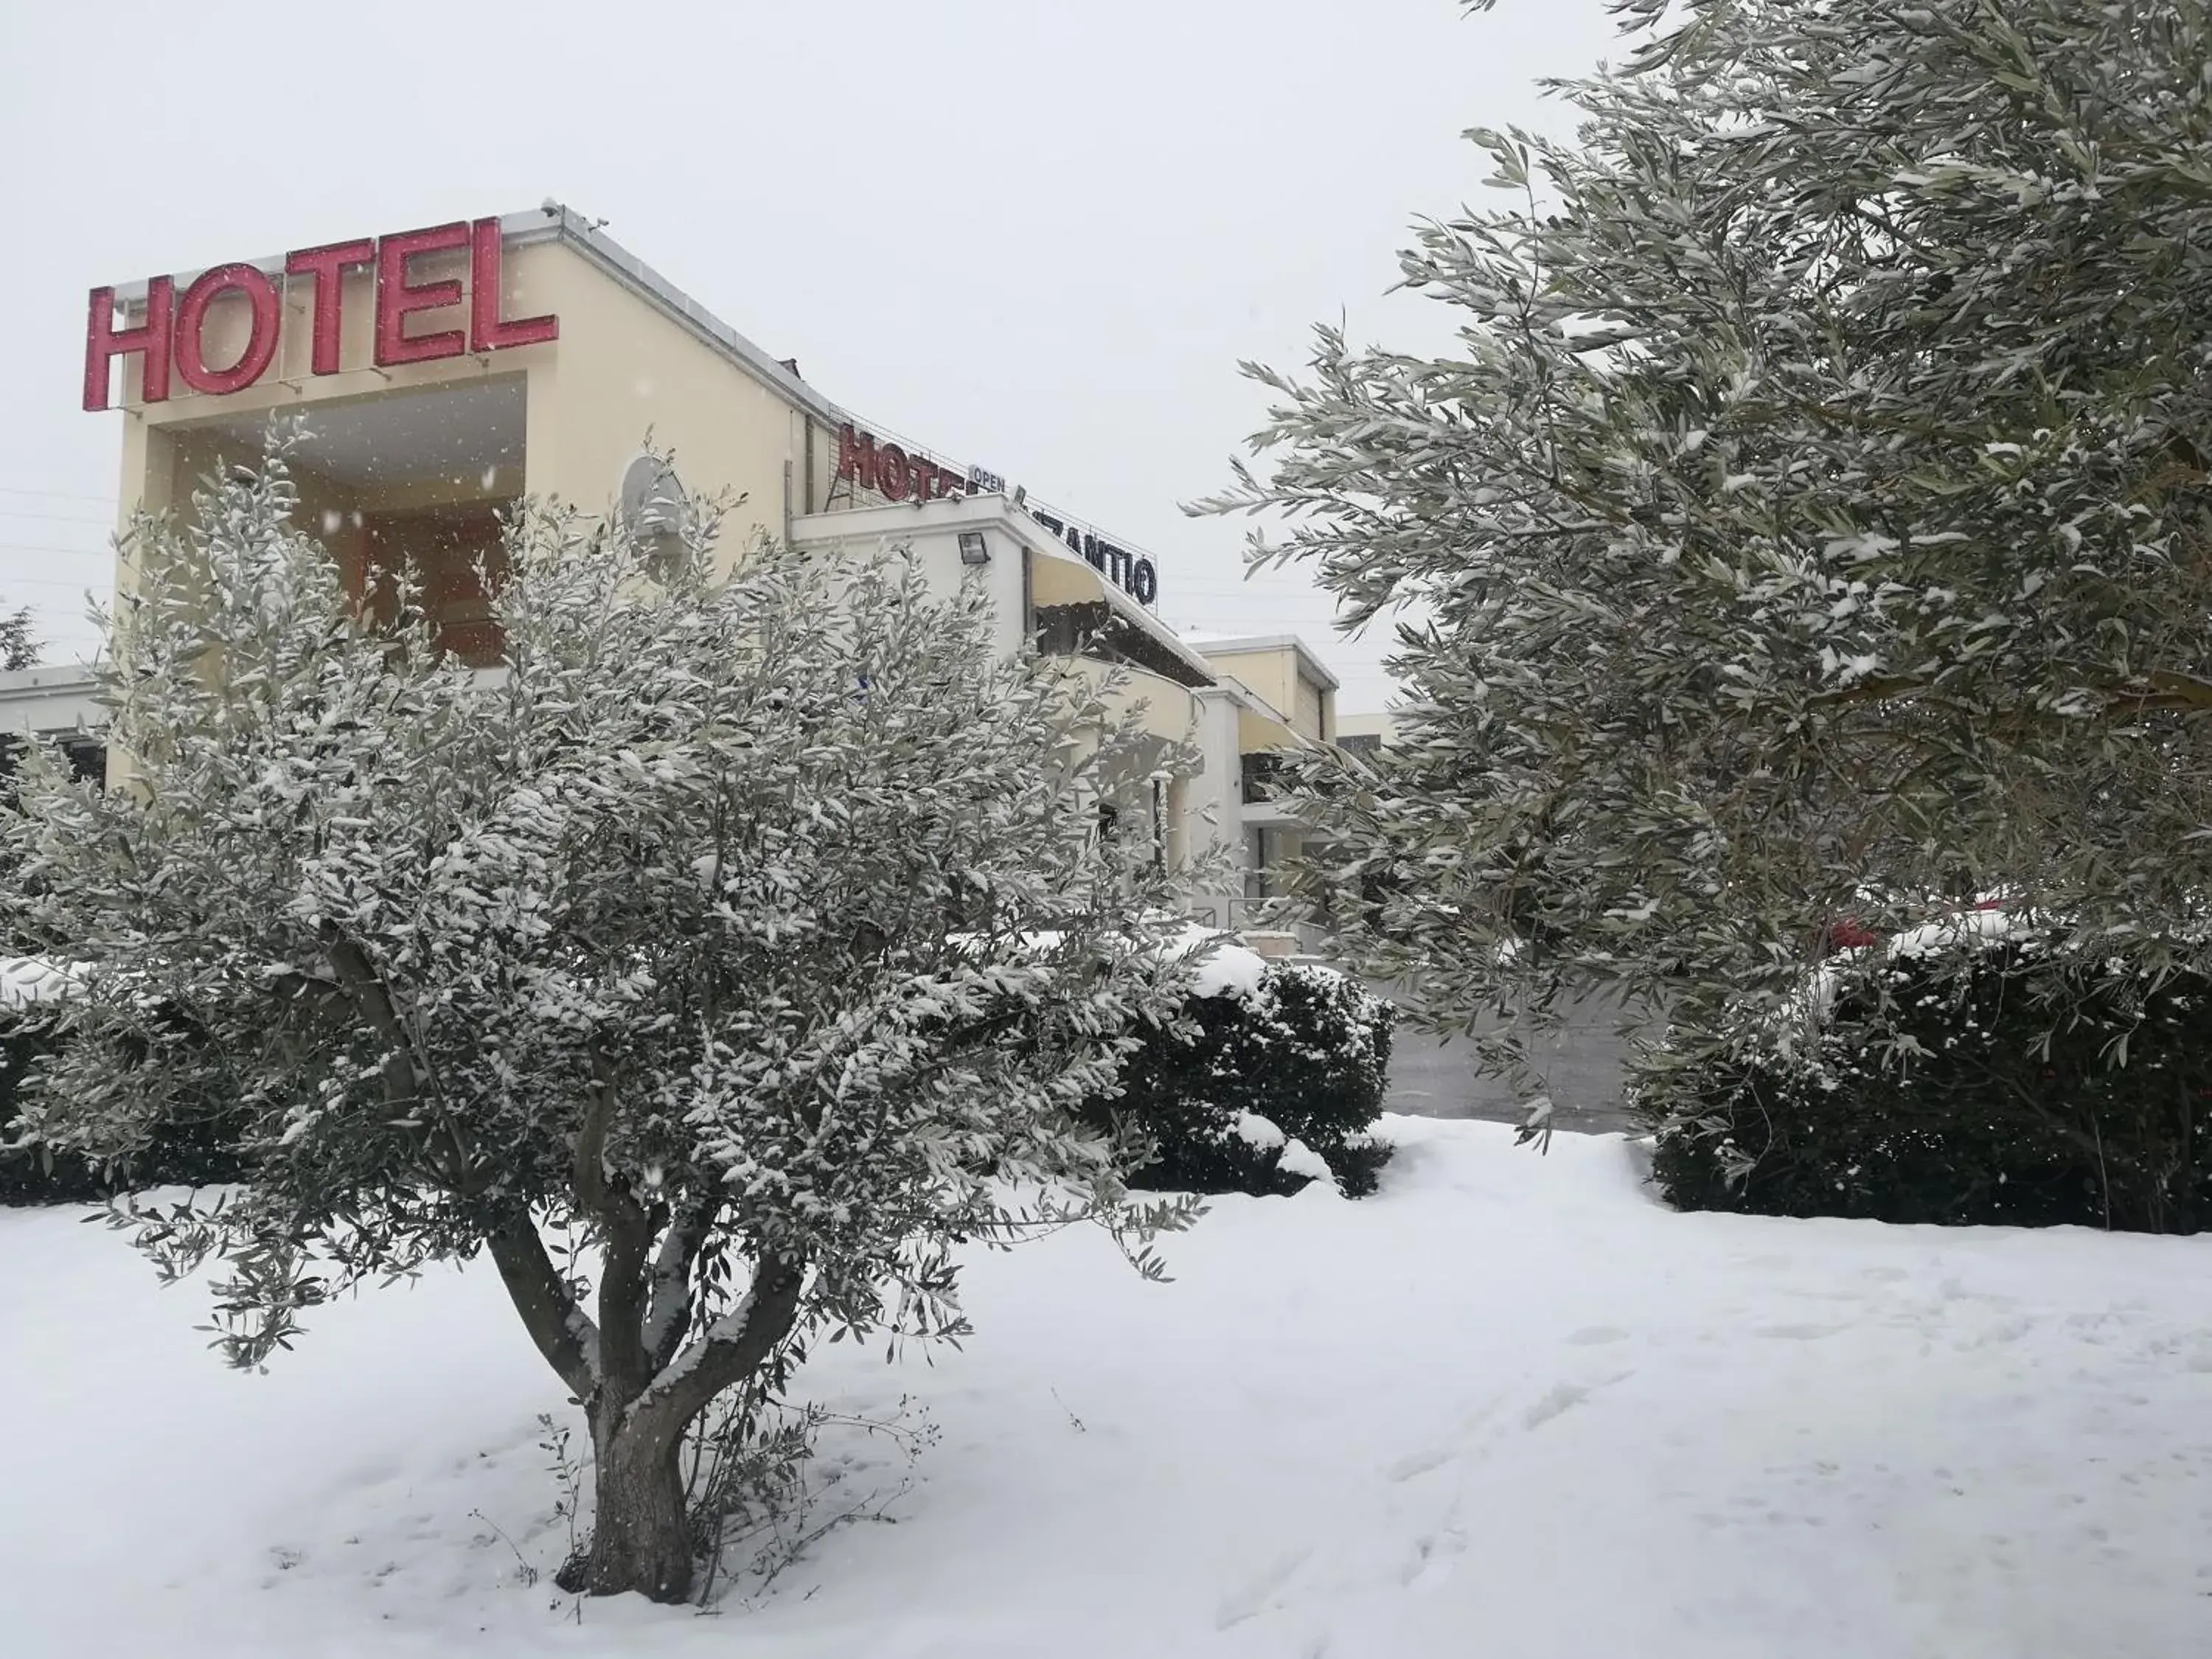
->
<box><xmin>1200</xmin><ymin>0</ymin><xmax>2212</xmax><ymax>1098</ymax></box>
<box><xmin>0</xmin><ymin>602</ymin><xmax>37</xmax><ymax>672</ymax></box>
<box><xmin>4</xmin><ymin>442</ymin><xmax>1196</xmax><ymax>1602</ymax></box>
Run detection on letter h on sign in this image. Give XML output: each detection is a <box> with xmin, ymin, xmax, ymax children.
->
<box><xmin>88</xmin><ymin>265</ymin><xmax>283</xmax><ymax>408</ymax></box>
<box><xmin>837</xmin><ymin>424</ymin><xmax>880</xmax><ymax>492</ymax></box>
<box><xmin>83</xmin><ymin>279</ymin><xmax>174</xmax><ymax>411</ymax></box>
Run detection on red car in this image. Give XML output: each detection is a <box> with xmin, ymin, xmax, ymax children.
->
<box><xmin>1820</xmin><ymin>897</ymin><xmax>2007</xmax><ymax>956</ymax></box>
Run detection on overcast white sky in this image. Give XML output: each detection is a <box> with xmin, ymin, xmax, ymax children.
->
<box><xmin>0</xmin><ymin>0</ymin><xmax>1618</xmax><ymax>712</ymax></box>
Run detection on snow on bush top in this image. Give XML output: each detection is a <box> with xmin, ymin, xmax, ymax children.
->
<box><xmin>0</xmin><ymin>959</ymin><xmax>83</xmax><ymax>1011</ymax></box>
<box><xmin>945</xmin><ymin>921</ymin><xmax>1270</xmax><ymax>998</ymax></box>
<box><xmin>1169</xmin><ymin>925</ymin><xmax>1269</xmax><ymax>999</ymax></box>
<box><xmin>1735</xmin><ymin>907</ymin><xmax>2079</xmax><ymax>1066</ymax></box>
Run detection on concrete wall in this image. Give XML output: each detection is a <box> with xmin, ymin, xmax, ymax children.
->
<box><xmin>1198</xmin><ymin>642</ymin><xmax>1336</xmax><ymax>742</ymax></box>
<box><xmin>791</xmin><ymin>498</ymin><xmax>1029</xmax><ymax>658</ymax></box>
<box><xmin>1186</xmin><ymin>686</ymin><xmax>1248</xmax><ymax>925</ymax></box>
<box><xmin>515</xmin><ymin>243</ymin><xmax>807</xmax><ymax>559</ymax></box>
<box><xmin>1378</xmin><ymin>985</ymin><xmax>1648</xmax><ymax>1135</ymax></box>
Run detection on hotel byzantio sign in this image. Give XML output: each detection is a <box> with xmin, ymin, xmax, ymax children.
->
<box><xmin>82</xmin><ymin>218</ymin><xmax>557</xmax><ymax>411</ymax></box>
<box><xmin>835</xmin><ymin>422</ymin><xmax>1160</xmax><ymax>607</ymax></box>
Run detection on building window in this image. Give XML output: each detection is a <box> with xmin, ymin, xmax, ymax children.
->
<box><xmin>1239</xmin><ymin>751</ymin><xmax>1283</xmax><ymax>804</ymax></box>
<box><xmin>1246</xmin><ymin>825</ymin><xmax>1279</xmax><ymax>900</ymax></box>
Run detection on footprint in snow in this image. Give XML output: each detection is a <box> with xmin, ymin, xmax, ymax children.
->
<box><xmin>1386</xmin><ymin>1447</ymin><xmax>1455</xmax><ymax>1484</ymax></box>
<box><xmin>1402</xmin><ymin>1528</ymin><xmax>1467</xmax><ymax>1591</ymax></box>
<box><xmin>1216</xmin><ymin>1545</ymin><xmax>1314</xmax><ymax>1630</ymax></box>
<box><xmin>1523</xmin><ymin>1370</ymin><xmax>1635</xmax><ymax>1430</ymax></box>
<box><xmin>1523</xmin><ymin>1382</ymin><xmax>1590</xmax><ymax>1429</ymax></box>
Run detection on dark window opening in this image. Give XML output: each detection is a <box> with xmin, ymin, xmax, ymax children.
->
<box><xmin>1240</xmin><ymin>751</ymin><xmax>1284</xmax><ymax>804</ymax></box>
<box><xmin>1032</xmin><ymin>602</ymin><xmax>1211</xmax><ymax>690</ymax></box>
<box><xmin>349</xmin><ymin>504</ymin><xmax>512</xmax><ymax>668</ymax></box>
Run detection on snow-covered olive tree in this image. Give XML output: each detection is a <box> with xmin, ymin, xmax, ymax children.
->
<box><xmin>6</xmin><ymin>442</ymin><xmax>1196</xmax><ymax>1602</ymax></box>
<box><xmin>1200</xmin><ymin>0</ymin><xmax>2212</xmax><ymax>1088</ymax></box>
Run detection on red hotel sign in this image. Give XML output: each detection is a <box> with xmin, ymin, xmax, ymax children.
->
<box><xmin>83</xmin><ymin>218</ymin><xmax>558</xmax><ymax>411</ymax></box>
<box><xmin>838</xmin><ymin>421</ymin><xmax>1160</xmax><ymax>605</ymax></box>
<box><xmin>835</xmin><ymin>422</ymin><xmax>976</xmax><ymax>507</ymax></box>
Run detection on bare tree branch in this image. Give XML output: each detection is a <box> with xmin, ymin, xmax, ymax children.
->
<box><xmin>484</xmin><ymin>1220</ymin><xmax>599</xmax><ymax>1399</ymax></box>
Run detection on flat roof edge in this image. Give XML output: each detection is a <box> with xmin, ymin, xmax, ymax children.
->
<box><xmin>791</xmin><ymin>498</ymin><xmax>1218</xmax><ymax>688</ymax></box>
<box><xmin>507</xmin><ymin>208</ymin><xmax>852</xmax><ymax>431</ymax></box>
<box><xmin>1190</xmin><ymin>633</ymin><xmax>1342</xmax><ymax>692</ymax></box>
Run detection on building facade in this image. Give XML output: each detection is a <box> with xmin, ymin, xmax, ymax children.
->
<box><xmin>47</xmin><ymin>205</ymin><xmax>1358</xmax><ymax>934</ymax></box>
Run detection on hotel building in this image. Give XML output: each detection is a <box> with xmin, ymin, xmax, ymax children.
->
<box><xmin>33</xmin><ymin>206</ymin><xmax>1358</xmax><ymax>942</ymax></box>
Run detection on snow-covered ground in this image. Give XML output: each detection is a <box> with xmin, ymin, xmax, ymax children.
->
<box><xmin>4</xmin><ymin>1118</ymin><xmax>2208</xmax><ymax>1658</ymax></box>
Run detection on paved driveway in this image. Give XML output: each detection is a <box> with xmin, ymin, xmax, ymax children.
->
<box><xmin>1373</xmin><ymin>984</ymin><xmax>1646</xmax><ymax>1135</ymax></box>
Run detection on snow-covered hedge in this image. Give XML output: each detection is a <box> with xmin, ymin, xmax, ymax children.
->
<box><xmin>0</xmin><ymin>959</ymin><xmax>248</xmax><ymax>1204</ymax></box>
<box><xmin>1088</xmin><ymin>960</ymin><xmax>1395</xmax><ymax>1198</ymax></box>
<box><xmin>1636</xmin><ymin>923</ymin><xmax>2212</xmax><ymax>1233</ymax></box>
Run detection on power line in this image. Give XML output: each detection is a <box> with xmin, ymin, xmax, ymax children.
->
<box><xmin>0</xmin><ymin>486</ymin><xmax>117</xmax><ymax>506</ymax></box>
<box><xmin>0</xmin><ymin>509</ymin><xmax>116</xmax><ymax>526</ymax></box>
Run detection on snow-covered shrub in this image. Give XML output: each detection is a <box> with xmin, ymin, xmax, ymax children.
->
<box><xmin>1</xmin><ymin>439</ymin><xmax>1200</xmax><ymax>1603</ymax></box>
<box><xmin>1091</xmin><ymin>961</ymin><xmax>1395</xmax><ymax>1197</ymax></box>
<box><xmin>0</xmin><ymin>1013</ymin><xmax>99</xmax><ymax>1202</ymax></box>
<box><xmin>1638</xmin><ymin>928</ymin><xmax>2212</xmax><ymax>1233</ymax></box>
<box><xmin>0</xmin><ymin>963</ymin><xmax>245</xmax><ymax>1204</ymax></box>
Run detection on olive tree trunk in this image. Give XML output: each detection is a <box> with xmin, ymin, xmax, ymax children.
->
<box><xmin>490</xmin><ymin>1209</ymin><xmax>809</xmax><ymax>1606</ymax></box>
<box><xmin>575</xmin><ymin>1400</ymin><xmax>692</xmax><ymax>1601</ymax></box>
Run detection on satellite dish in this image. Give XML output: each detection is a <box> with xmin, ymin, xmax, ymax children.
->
<box><xmin>618</xmin><ymin>453</ymin><xmax>689</xmax><ymax>577</ymax></box>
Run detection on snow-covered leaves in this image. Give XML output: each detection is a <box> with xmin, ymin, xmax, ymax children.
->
<box><xmin>1198</xmin><ymin>0</ymin><xmax>2212</xmax><ymax>1077</ymax></box>
<box><xmin>4</xmin><ymin>439</ymin><xmax>1198</xmax><ymax>1396</ymax></box>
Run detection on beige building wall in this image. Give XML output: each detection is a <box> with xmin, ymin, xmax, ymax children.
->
<box><xmin>515</xmin><ymin>245</ymin><xmax>809</xmax><ymax>557</ymax></box>
<box><xmin>1335</xmin><ymin>709</ymin><xmax>1402</xmax><ymax>745</ymax></box>
<box><xmin>1201</xmin><ymin>647</ymin><xmax>1294</xmax><ymax>721</ymax></box>
<box><xmin>1197</xmin><ymin>640</ymin><xmax>1337</xmax><ymax>742</ymax></box>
